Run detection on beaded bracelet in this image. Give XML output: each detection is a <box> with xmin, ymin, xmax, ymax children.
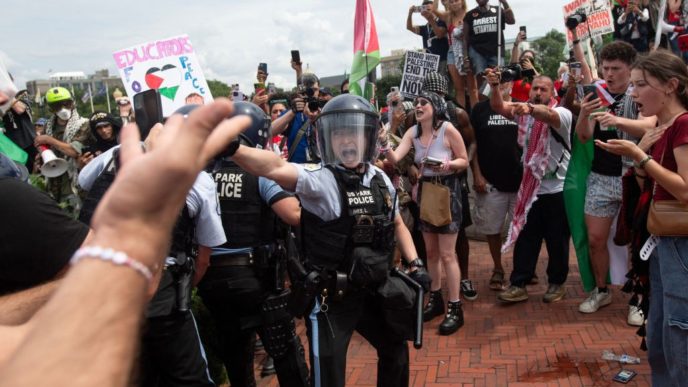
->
<box><xmin>70</xmin><ymin>246</ymin><xmax>153</xmax><ymax>282</ymax></box>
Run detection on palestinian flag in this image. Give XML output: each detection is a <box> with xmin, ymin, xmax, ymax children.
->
<box><xmin>0</xmin><ymin>131</ymin><xmax>28</xmax><ymax>164</ymax></box>
<box><xmin>563</xmin><ymin>135</ymin><xmax>595</xmax><ymax>292</ymax></box>
<box><xmin>594</xmin><ymin>80</ymin><xmax>616</xmax><ymax>107</ymax></box>
<box><xmin>349</xmin><ymin>0</ymin><xmax>380</xmax><ymax>100</ymax></box>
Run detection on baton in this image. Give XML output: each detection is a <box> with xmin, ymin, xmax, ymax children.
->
<box><xmin>391</xmin><ymin>267</ymin><xmax>424</xmax><ymax>349</ymax></box>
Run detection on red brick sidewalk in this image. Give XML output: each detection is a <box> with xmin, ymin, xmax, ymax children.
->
<box><xmin>254</xmin><ymin>240</ymin><xmax>651</xmax><ymax>386</ymax></box>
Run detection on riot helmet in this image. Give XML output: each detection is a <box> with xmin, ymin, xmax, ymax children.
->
<box><xmin>314</xmin><ymin>94</ymin><xmax>379</xmax><ymax>168</ymax></box>
<box><xmin>230</xmin><ymin>101</ymin><xmax>270</xmax><ymax>149</ymax></box>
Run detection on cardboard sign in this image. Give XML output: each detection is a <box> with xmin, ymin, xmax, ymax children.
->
<box><xmin>563</xmin><ymin>0</ymin><xmax>614</xmax><ymax>44</ymax></box>
<box><xmin>112</xmin><ymin>34</ymin><xmax>213</xmax><ymax>116</ymax></box>
<box><xmin>400</xmin><ymin>51</ymin><xmax>440</xmax><ymax>99</ymax></box>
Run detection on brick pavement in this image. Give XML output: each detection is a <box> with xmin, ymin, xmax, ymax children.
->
<box><xmin>252</xmin><ymin>240</ymin><xmax>651</xmax><ymax>386</ymax></box>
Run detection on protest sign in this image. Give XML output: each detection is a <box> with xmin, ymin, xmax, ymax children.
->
<box><xmin>400</xmin><ymin>51</ymin><xmax>440</xmax><ymax>99</ymax></box>
<box><xmin>563</xmin><ymin>0</ymin><xmax>614</xmax><ymax>44</ymax></box>
<box><xmin>0</xmin><ymin>58</ymin><xmax>18</xmax><ymax>116</ymax></box>
<box><xmin>112</xmin><ymin>34</ymin><xmax>213</xmax><ymax>116</ymax></box>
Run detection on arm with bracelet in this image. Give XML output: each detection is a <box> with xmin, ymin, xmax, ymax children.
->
<box><xmin>0</xmin><ymin>100</ymin><xmax>250</xmax><ymax>386</ymax></box>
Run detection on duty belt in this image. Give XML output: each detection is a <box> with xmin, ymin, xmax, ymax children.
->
<box><xmin>210</xmin><ymin>253</ymin><xmax>255</xmax><ymax>267</ymax></box>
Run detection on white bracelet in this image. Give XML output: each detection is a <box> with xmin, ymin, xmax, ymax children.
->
<box><xmin>70</xmin><ymin>246</ymin><xmax>153</xmax><ymax>282</ymax></box>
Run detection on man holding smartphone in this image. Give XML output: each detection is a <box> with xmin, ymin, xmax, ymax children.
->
<box><xmin>270</xmin><ymin>73</ymin><xmax>321</xmax><ymax>163</ymax></box>
<box><xmin>575</xmin><ymin>41</ymin><xmax>653</xmax><ymax>324</ymax></box>
<box><xmin>407</xmin><ymin>1</ymin><xmax>449</xmax><ymax>76</ymax></box>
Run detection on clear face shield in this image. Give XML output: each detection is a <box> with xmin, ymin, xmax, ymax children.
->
<box><xmin>316</xmin><ymin>112</ymin><xmax>378</xmax><ymax>168</ymax></box>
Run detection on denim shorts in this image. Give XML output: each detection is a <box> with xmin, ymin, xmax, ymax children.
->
<box><xmin>584</xmin><ymin>172</ymin><xmax>622</xmax><ymax>218</ymax></box>
<box><xmin>468</xmin><ymin>46</ymin><xmax>499</xmax><ymax>74</ymax></box>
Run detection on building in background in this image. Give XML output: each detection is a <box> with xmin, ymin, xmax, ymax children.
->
<box><xmin>26</xmin><ymin>69</ymin><xmax>124</xmax><ymax>99</ymax></box>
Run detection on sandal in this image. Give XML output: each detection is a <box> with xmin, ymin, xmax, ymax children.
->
<box><xmin>489</xmin><ymin>271</ymin><xmax>505</xmax><ymax>290</ymax></box>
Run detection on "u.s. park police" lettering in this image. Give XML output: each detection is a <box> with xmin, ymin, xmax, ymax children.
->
<box><xmin>215</xmin><ymin>172</ymin><xmax>243</xmax><ymax>198</ymax></box>
<box><xmin>347</xmin><ymin>189</ymin><xmax>375</xmax><ymax>206</ymax></box>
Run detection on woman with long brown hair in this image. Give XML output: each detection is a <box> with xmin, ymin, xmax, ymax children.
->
<box><xmin>596</xmin><ymin>50</ymin><xmax>688</xmax><ymax>385</ymax></box>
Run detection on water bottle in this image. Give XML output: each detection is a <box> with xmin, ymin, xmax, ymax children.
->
<box><xmin>601</xmin><ymin>350</ymin><xmax>641</xmax><ymax>364</ymax></box>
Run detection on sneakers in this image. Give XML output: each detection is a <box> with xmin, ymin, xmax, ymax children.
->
<box><xmin>439</xmin><ymin>301</ymin><xmax>464</xmax><ymax>335</ymax></box>
<box><xmin>498</xmin><ymin>285</ymin><xmax>528</xmax><ymax>303</ymax></box>
<box><xmin>423</xmin><ymin>290</ymin><xmax>445</xmax><ymax>322</ymax></box>
<box><xmin>578</xmin><ymin>288</ymin><xmax>612</xmax><ymax>313</ymax></box>
<box><xmin>628</xmin><ymin>305</ymin><xmax>644</xmax><ymax>326</ymax></box>
<box><xmin>461</xmin><ymin>279</ymin><xmax>478</xmax><ymax>301</ymax></box>
<box><xmin>542</xmin><ymin>284</ymin><xmax>566</xmax><ymax>303</ymax></box>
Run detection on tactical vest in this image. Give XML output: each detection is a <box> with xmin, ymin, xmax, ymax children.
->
<box><xmin>213</xmin><ymin>159</ymin><xmax>276</xmax><ymax>248</ymax></box>
<box><xmin>301</xmin><ymin>166</ymin><xmax>395</xmax><ymax>274</ymax></box>
<box><xmin>79</xmin><ymin>150</ymin><xmax>194</xmax><ymax>258</ymax></box>
<box><xmin>79</xmin><ymin>156</ymin><xmax>116</xmax><ymax>226</ymax></box>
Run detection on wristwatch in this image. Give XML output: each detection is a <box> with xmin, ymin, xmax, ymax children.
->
<box><xmin>407</xmin><ymin>258</ymin><xmax>425</xmax><ymax>268</ymax></box>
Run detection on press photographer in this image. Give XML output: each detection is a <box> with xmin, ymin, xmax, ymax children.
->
<box><xmin>270</xmin><ymin>72</ymin><xmax>322</xmax><ymax>163</ymax></box>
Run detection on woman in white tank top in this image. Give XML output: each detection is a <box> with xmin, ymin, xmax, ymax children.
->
<box><xmin>381</xmin><ymin>91</ymin><xmax>469</xmax><ymax>335</ymax></box>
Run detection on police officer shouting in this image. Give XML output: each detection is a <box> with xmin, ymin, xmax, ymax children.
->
<box><xmin>225</xmin><ymin>94</ymin><xmax>431</xmax><ymax>387</ymax></box>
<box><xmin>197</xmin><ymin>102</ymin><xmax>309</xmax><ymax>387</ymax></box>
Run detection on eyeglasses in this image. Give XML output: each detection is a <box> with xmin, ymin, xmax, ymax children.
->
<box><xmin>413</xmin><ymin>99</ymin><xmax>430</xmax><ymax>107</ymax></box>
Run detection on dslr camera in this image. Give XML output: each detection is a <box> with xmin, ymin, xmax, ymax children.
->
<box><xmin>566</xmin><ymin>11</ymin><xmax>587</xmax><ymax>30</ymax></box>
<box><xmin>297</xmin><ymin>85</ymin><xmax>320</xmax><ymax>112</ymax></box>
<box><xmin>496</xmin><ymin>63</ymin><xmax>536</xmax><ymax>83</ymax></box>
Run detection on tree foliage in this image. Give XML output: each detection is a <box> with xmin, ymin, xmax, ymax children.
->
<box><xmin>374</xmin><ymin>75</ymin><xmax>402</xmax><ymax>108</ymax></box>
<box><xmin>207</xmin><ymin>79</ymin><xmax>231</xmax><ymax>99</ymax></box>
<box><xmin>532</xmin><ymin>29</ymin><xmax>567</xmax><ymax>79</ymax></box>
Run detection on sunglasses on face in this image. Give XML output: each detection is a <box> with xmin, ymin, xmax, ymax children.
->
<box><xmin>413</xmin><ymin>99</ymin><xmax>430</xmax><ymax>107</ymax></box>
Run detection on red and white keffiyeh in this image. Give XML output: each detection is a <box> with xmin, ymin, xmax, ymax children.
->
<box><xmin>502</xmin><ymin>98</ymin><xmax>558</xmax><ymax>253</ymax></box>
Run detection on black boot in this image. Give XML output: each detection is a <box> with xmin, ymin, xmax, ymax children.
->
<box><xmin>423</xmin><ymin>290</ymin><xmax>444</xmax><ymax>322</ymax></box>
<box><xmin>439</xmin><ymin>301</ymin><xmax>464</xmax><ymax>335</ymax></box>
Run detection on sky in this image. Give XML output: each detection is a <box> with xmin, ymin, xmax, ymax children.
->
<box><xmin>1</xmin><ymin>0</ymin><xmax>569</xmax><ymax>96</ymax></box>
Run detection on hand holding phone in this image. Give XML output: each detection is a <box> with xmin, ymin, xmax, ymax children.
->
<box><xmin>291</xmin><ymin>50</ymin><xmax>301</xmax><ymax>64</ymax></box>
<box><xmin>582</xmin><ymin>84</ymin><xmax>599</xmax><ymax>101</ymax></box>
<box><xmin>519</xmin><ymin>26</ymin><xmax>527</xmax><ymax>40</ymax></box>
<box><xmin>422</xmin><ymin>156</ymin><xmax>443</xmax><ymax>166</ymax></box>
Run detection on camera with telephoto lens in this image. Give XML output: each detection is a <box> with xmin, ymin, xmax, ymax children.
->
<box><xmin>496</xmin><ymin>63</ymin><xmax>536</xmax><ymax>83</ymax></box>
<box><xmin>304</xmin><ymin>86</ymin><xmax>320</xmax><ymax>112</ymax></box>
<box><xmin>566</xmin><ymin>12</ymin><xmax>587</xmax><ymax>30</ymax></box>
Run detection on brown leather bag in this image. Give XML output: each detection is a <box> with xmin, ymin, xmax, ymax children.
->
<box><xmin>647</xmin><ymin>200</ymin><xmax>688</xmax><ymax>236</ymax></box>
<box><xmin>420</xmin><ymin>179</ymin><xmax>452</xmax><ymax>227</ymax></box>
<box><xmin>646</xmin><ymin>142</ymin><xmax>688</xmax><ymax>236</ymax></box>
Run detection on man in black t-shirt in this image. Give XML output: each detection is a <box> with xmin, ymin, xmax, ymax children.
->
<box><xmin>0</xmin><ymin>175</ymin><xmax>90</xmax><ymax>324</ymax></box>
<box><xmin>575</xmin><ymin>41</ymin><xmax>653</xmax><ymax>321</ymax></box>
<box><xmin>469</xmin><ymin>80</ymin><xmax>522</xmax><ymax>291</ymax></box>
<box><xmin>464</xmin><ymin>0</ymin><xmax>515</xmax><ymax>75</ymax></box>
<box><xmin>407</xmin><ymin>1</ymin><xmax>449</xmax><ymax>75</ymax></box>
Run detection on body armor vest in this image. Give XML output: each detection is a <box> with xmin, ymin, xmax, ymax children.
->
<box><xmin>213</xmin><ymin>159</ymin><xmax>276</xmax><ymax>248</ymax></box>
<box><xmin>79</xmin><ymin>150</ymin><xmax>194</xmax><ymax>257</ymax></box>
<box><xmin>301</xmin><ymin>166</ymin><xmax>395</xmax><ymax>272</ymax></box>
<box><xmin>79</xmin><ymin>156</ymin><xmax>116</xmax><ymax>226</ymax></box>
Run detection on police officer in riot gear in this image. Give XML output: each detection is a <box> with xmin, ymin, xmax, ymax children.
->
<box><xmin>226</xmin><ymin>94</ymin><xmax>431</xmax><ymax>387</ymax></box>
<box><xmin>78</xmin><ymin>107</ymin><xmax>226</xmax><ymax>387</ymax></box>
<box><xmin>198</xmin><ymin>101</ymin><xmax>310</xmax><ymax>387</ymax></box>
